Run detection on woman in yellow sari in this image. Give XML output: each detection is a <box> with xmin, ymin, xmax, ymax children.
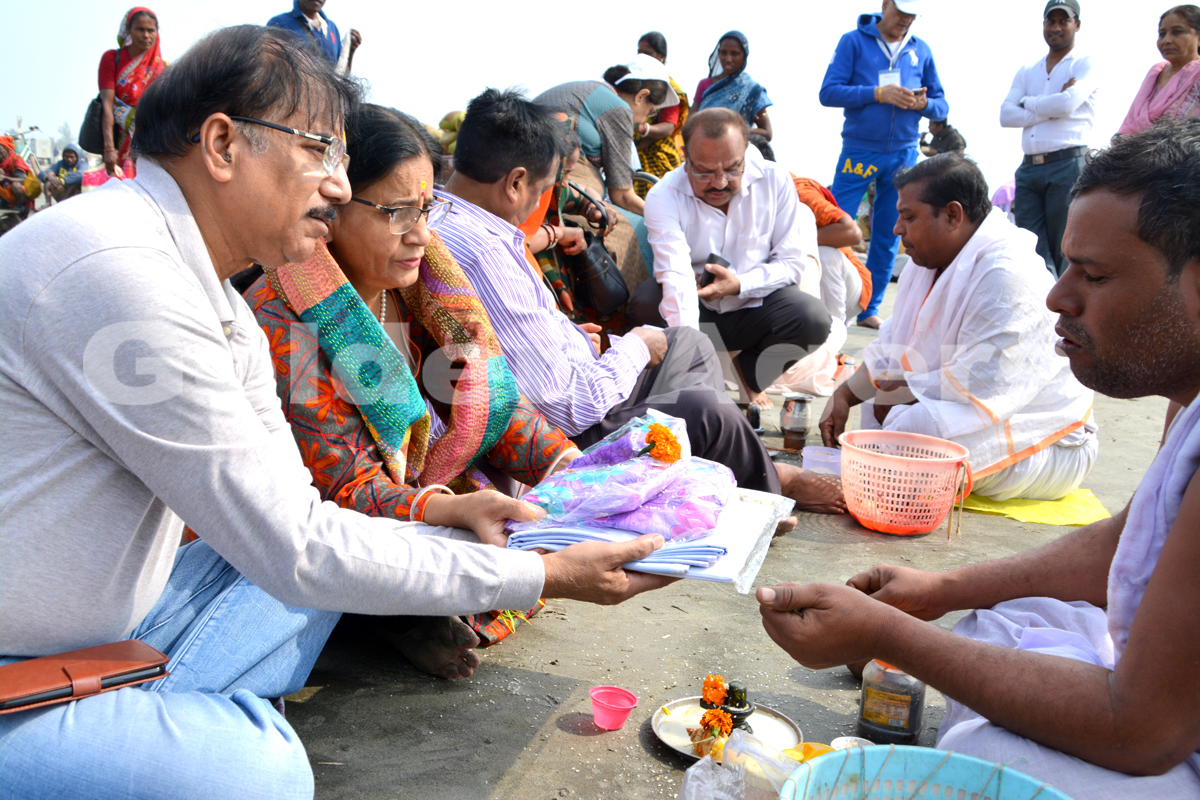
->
<box><xmin>634</xmin><ymin>32</ymin><xmax>689</xmax><ymax>198</ymax></box>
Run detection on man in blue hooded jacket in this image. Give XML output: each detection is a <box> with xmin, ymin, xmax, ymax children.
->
<box><xmin>38</xmin><ymin>143</ymin><xmax>86</xmax><ymax>204</ymax></box>
<box><xmin>820</xmin><ymin>0</ymin><xmax>948</xmax><ymax>328</ymax></box>
<box><xmin>267</xmin><ymin>0</ymin><xmax>361</xmax><ymax>73</ymax></box>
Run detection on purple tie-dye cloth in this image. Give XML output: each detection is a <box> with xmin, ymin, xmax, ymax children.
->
<box><xmin>588</xmin><ymin>458</ymin><xmax>736</xmax><ymax>541</ymax></box>
<box><xmin>511</xmin><ymin>412</ymin><xmax>734</xmax><ymax>541</ymax></box>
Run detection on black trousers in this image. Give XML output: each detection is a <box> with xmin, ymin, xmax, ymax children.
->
<box><xmin>572</xmin><ymin>327</ymin><xmax>781</xmax><ymax>494</ymax></box>
<box><xmin>627</xmin><ymin>282</ymin><xmax>832</xmax><ymax>394</ymax></box>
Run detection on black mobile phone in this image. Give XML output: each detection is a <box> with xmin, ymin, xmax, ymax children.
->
<box><xmin>700</xmin><ymin>253</ymin><xmax>730</xmax><ymax>288</ymax></box>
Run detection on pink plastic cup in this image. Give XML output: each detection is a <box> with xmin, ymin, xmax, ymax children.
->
<box><xmin>590</xmin><ymin>685</ymin><xmax>639</xmax><ymax>730</ymax></box>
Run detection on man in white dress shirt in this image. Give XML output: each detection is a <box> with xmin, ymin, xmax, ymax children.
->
<box><xmin>1000</xmin><ymin>0</ymin><xmax>1099</xmax><ymax>277</ymax></box>
<box><xmin>631</xmin><ymin>108</ymin><xmax>832</xmax><ymax>408</ymax></box>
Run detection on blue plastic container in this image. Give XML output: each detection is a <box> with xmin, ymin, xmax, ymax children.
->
<box><xmin>778</xmin><ymin>745</ymin><xmax>1074</xmax><ymax>800</ymax></box>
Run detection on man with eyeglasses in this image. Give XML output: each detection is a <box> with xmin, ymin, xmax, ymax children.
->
<box><xmin>634</xmin><ymin>108</ymin><xmax>833</xmax><ymax>413</ymax></box>
<box><xmin>0</xmin><ymin>26</ymin><xmax>673</xmax><ymax>799</ymax></box>
<box><xmin>439</xmin><ymin>91</ymin><xmax>846</xmax><ymax>517</ymax></box>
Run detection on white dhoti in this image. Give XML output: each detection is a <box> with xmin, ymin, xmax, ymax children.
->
<box><xmin>863</xmin><ymin>402</ymin><xmax>1099</xmax><ymax>501</ymax></box>
<box><xmin>817</xmin><ymin>245</ymin><xmax>863</xmax><ymax>324</ymax></box>
<box><xmin>938</xmin><ymin>598</ymin><xmax>1200</xmax><ymax>799</ymax></box>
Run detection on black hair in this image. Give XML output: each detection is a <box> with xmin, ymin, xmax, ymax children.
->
<box><xmin>1162</xmin><ymin>5</ymin><xmax>1200</xmax><ymax>53</ymax></box>
<box><xmin>130</xmin><ymin>9</ymin><xmax>158</xmax><ymax>26</ymax></box>
<box><xmin>892</xmin><ymin>152</ymin><xmax>992</xmax><ymax>222</ymax></box>
<box><xmin>345</xmin><ymin>104</ymin><xmax>441</xmax><ymax>192</ymax></box>
<box><xmin>602</xmin><ymin>66</ymin><xmax>670</xmax><ymax>105</ymax></box>
<box><xmin>453</xmin><ymin>88</ymin><xmax>565</xmax><ymax>185</ymax></box>
<box><xmin>639</xmin><ymin>31</ymin><xmax>668</xmax><ymax>59</ymax></box>
<box><xmin>682</xmin><ymin>107</ymin><xmax>750</xmax><ymax>147</ymax></box>
<box><xmin>748</xmin><ymin>132</ymin><xmax>775</xmax><ymax>161</ymax></box>
<box><xmin>134</xmin><ymin>25</ymin><xmax>360</xmax><ymax>161</ymax></box>
<box><xmin>1073</xmin><ymin>117</ymin><xmax>1200</xmax><ymax>277</ymax></box>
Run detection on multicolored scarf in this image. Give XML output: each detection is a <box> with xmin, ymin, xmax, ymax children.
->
<box><xmin>267</xmin><ymin>235</ymin><xmax>519</xmax><ymax>488</ymax></box>
<box><xmin>113</xmin><ymin>7</ymin><xmax>167</xmax><ymax>160</ymax></box>
<box><xmin>697</xmin><ymin>30</ymin><xmax>772</xmax><ymax>127</ymax></box>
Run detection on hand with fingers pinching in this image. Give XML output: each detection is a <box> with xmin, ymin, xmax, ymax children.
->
<box><xmin>757</xmin><ymin>581</ymin><xmax>899</xmax><ymax>670</ymax></box>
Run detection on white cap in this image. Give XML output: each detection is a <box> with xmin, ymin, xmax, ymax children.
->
<box><xmin>892</xmin><ymin>0</ymin><xmax>925</xmax><ymax>13</ymax></box>
<box><xmin>613</xmin><ymin>53</ymin><xmax>680</xmax><ymax>108</ymax></box>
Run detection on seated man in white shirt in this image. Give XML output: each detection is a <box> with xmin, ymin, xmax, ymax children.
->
<box><xmin>820</xmin><ymin>153</ymin><xmax>1098</xmax><ymax>501</ymax></box>
<box><xmin>630</xmin><ymin>108</ymin><xmax>832</xmax><ymax>409</ymax></box>
<box><xmin>436</xmin><ymin>89</ymin><xmax>845</xmax><ymax>515</ymax></box>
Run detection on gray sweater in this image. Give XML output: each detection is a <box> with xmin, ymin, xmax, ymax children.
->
<box><xmin>0</xmin><ymin>160</ymin><xmax>544</xmax><ymax>657</ymax></box>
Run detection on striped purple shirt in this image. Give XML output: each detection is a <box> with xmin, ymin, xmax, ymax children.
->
<box><xmin>436</xmin><ymin>191</ymin><xmax>651</xmax><ymax>436</ymax></box>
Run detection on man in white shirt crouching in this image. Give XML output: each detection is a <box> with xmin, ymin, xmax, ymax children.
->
<box><xmin>632</xmin><ymin>108</ymin><xmax>832</xmax><ymax>408</ymax></box>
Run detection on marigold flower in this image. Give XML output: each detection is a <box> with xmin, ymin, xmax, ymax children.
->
<box><xmin>642</xmin><ymin>422</ymin><xmax>682</xmax><ymax>463</ymax></box>
<box><xmin>700</xmin><ymin>708</ymin><xmax>733</xmax><ymax>738</ymax></box>
<box><xmin>702</xmin><ymin>674</ymin><xmax>727</xmax><ymax>706</ymax></box>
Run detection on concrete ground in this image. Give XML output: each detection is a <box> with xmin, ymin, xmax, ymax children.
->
<box><xmin>288</xmin><ymin>282</ymin><xmax>1168</xmax><ymax>800</ymax></box>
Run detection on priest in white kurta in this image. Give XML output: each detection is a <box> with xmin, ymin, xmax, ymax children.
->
<box><xmin>822</xmin><ymin>158</ymin><xmax>1097</xmax><ymax>500</ymax></box>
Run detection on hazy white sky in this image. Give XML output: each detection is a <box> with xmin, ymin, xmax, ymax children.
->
<box><xmin>4</xmin><ymin>0</ymin><xmax>1166</xmax><ymax>192</ymax></box>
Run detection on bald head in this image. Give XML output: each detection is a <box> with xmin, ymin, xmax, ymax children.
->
<box><xmin>681</xmin><ymin>108</ymin><xmax>749</xmax><ymax>148</ymax></box>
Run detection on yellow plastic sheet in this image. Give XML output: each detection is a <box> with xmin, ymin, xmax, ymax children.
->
<box><xmin>962</xmin><ymin>488</ymin><xmax>1110</xmax><ymax>527</ymax></box>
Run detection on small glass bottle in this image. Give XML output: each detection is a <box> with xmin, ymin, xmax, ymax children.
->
<box><xmin>857</xmin><ymin>660</ymin><xmax>926</xmax><ymax>745</ymax></box>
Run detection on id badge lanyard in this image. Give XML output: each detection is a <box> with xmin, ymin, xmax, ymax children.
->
<box><xmin>876</xmin><ymin>27</ymin><xmax>915</xmax><ymax>87</ymax></box>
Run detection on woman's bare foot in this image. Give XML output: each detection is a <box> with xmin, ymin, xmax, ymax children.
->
<box><xmin>776</xmin><ymin>463</ymin><xmax>847</xmax><ymax>514</ymax></box>
<box><xmin>773</xmin><ymin>515</ymin><xmax>799</xmax><ymax>537</ymax></box>
<box><xmin>379</xmin><ymin>616</ymin><xmax>483</xmax><ymax>679</ymax></box>
<box><xmin>855</xmin><ymin>315</ymin><xmax>882</xmax><ymax>329</ymax></box>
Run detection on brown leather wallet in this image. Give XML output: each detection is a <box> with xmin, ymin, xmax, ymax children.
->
<box><xmin>0</xmin><ymin>640</ymin><xmax>169</xmax><ymax>714</ymax></box>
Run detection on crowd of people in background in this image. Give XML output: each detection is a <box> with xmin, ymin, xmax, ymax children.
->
<box><xmin>3</xmin><ymin>1</ymin><xmax>1200</xmax><ymax>798</ymax></box>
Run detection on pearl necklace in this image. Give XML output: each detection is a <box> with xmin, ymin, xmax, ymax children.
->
<box><xmin>378</xmin><ymin>290</ymin><xmax>387</xmax><ymax>324</ymax></box>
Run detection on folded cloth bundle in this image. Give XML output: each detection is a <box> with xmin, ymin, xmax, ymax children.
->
<box><xmin>512</xmin><ymin>412</ymin><xmax>736</xmax><ymax>541</ymax></box>
<box><xmin>506</xmin><ymin>527</ymin><xmax>728</xmax><ymax>576</ymax></box>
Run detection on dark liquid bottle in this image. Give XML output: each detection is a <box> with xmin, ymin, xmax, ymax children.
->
<box><xmin>857</xmin><ymin>660</ymin><xmax>926</xmax><ymax>745</ymax></box>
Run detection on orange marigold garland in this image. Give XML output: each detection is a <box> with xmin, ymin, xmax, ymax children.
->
<box><xmin>638</xmin><ymin>422</ymin><xmax>682</xmax><ymax>464</ymax></box>
<box><xmin>702</xmin><ymin>673</ymin><xmax>727</xmax><ymax>706</ymax></box>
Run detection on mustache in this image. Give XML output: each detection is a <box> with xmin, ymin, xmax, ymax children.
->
<box><xmin>307</xmin><ymin>205</ymin><xmax>338</xmax><ymax>223</ymax></box>
<box><xmin>1057</xmin><ymin>316</ymin><xmax>1092</xmax><ymax>346</ymax></box>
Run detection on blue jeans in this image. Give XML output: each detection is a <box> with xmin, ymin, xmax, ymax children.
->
<box><xmin>1014</xmin><ymin>154</ymin><xmax>1085</xmax><ymax>278</ymax></box>
<box><xmin>829</xmin><ymin>146</ymin><xmax>919</xmax><ymax>320</ymax></box>
<box><xmin>0</xmin><ymin>541</ymin><xmax>341</xmax><ymax>800</ymax></box>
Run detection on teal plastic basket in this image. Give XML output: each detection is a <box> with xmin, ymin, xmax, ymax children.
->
<box><xmin>778</xmin><ymin>745</ymin><xmax>1073</xmax><ymax>800</ymax></box>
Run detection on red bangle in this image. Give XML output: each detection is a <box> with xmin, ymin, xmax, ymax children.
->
<box><xmin>410</xmin><ymin>485</ymin><xmax>451</xmax><ymax>522</ymax></box>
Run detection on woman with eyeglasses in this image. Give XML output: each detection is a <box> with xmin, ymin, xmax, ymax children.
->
<box><xmin>246</xmin><ymin>104</ymin><xmax>580</xmax><ymax>679</ymax></box>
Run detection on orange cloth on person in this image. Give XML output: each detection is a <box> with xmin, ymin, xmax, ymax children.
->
<box><xmin>792</xmin><ymin>175</ymin><xmax>872</xmax><ymax>311</ymax></box>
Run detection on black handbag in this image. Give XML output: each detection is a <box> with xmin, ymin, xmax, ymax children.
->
<box><xmin>80</xmin><ymin>52</ymin><xmax>121</xmax><ymax>155</ymax></box>
<box><xmin>561</xmin><ymin>184</ymin><xmax>629</xmax><ymax>315</ymax></box>
<box><xmin>566</xmin><ymin>229</ymin><xmax>630</xmax><ymax>315</ymax></box>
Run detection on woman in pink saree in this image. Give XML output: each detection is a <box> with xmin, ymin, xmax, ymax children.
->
<box><xmin>1119</xmin><ymin>5</ymin><xmax>1200</xmax><ymax>135</ymax></box>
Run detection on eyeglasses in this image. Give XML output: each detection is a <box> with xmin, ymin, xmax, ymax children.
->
<box><xmin>688</xmin><ymin>164</ymin><xmax>745</xmax><ymax>184</ymax></box>
<box><xmin>350</xmin><ymin>196</ymin><xmax>453</xmax><ymax>235</ymax></box>
<box><xmin>189</xmin><ymin>115</ymin><xmax>349</xmax><ymax>176</ymax></box>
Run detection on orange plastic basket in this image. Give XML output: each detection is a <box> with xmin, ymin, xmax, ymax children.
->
<box><xmin>838</xmin><ymin>431</ymin><xmax>972</xmax><ymax>536</ymax></box>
